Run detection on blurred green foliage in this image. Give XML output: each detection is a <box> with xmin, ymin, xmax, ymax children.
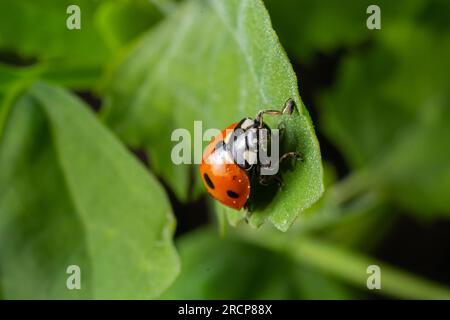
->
<box><xmin>162</xmin><ymin>228</ymin><xmax>354</xmax><ymax>299</ymax></box>
<box><xmin>0</xmin><ymin>0</ymin><xmax>163</xmax><ymax>90</ymax></box>
<box><xmin>0</xmin><ymin>0</ymin><xmax>449</xmax><ymax>299</ymax></box>
<box><xmin>321</xmin><ymin>24</ymin><xmax>450</xmax><ymax>215</ymax></box>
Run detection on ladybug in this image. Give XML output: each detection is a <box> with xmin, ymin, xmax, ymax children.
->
<box><xmin>200</xmin><ymin>98</ymin><xmax>301</xmax><ymax>210</ymax></box>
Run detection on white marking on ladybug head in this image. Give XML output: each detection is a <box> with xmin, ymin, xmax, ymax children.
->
<box><xmin>208</xmin><ymin>147</ymin><xmax>234</xmax><ymax>165</ymax></box>
<box><xmin>224</xmin><ymin>130</ymin><xmax>234</xmax><ymax>145</ymax></box>
<box><xmin>240</xmin><ymin>118</ymin><xmax>254</xmax><ymax>130</ymax></box>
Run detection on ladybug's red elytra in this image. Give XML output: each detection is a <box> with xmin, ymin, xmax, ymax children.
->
<box><xmin>200</xmin><ymin>98</ymin><xmax>302</xmax><ymax>210</ymax></box>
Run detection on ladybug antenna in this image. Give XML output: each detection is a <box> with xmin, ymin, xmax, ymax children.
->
<box><xmin>255</xmin><ymin>98</ymin><xmax>297</xmax><ymax>127</ymax></box>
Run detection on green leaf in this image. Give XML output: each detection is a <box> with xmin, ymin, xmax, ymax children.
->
<box><xmin>95</xmin><ymin>0</ymin><xmax>164</xmax><ymax>51</ymax></box>
<box><xmin>161</xmin><ymin>227</ymin><xmax>354</xmax><ymax>299</ymax></box>
<box><xmin>320</xmin><ymin>25</ymin><xmax>450</xmax><ymax>215</ymax></box>
<box><xmin>104</xmin><ymin>0</ymin><xmax>323</xmax><ymax>230</ymax></box>
<box><xmin>0</xmin><ymin>82</ymin><xmax>179</xmax><ymax>298</ymax></box>
<box><xmin>0</xmin><ymin>0</ymin><xmax>109</xmax><ymax>66</ymax></box>
<box><xmin>0</xmin><ymin>0</ymin><xmax>162</xmax><ymax>78</ymax></box>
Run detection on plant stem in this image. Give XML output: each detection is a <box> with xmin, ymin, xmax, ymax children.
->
<box><xmin>236</xmin><ymin>228</ymin><xmax>450</xmax><ymax>299</ymax></box>
<box><xmin>293</xmin><ymin>169</ymin><xmax>383</xmax><ymax>233</ymax></box>
<box><xmin>328</xmin><ymin>168</ymin><xmax>376</xmax><ymax>205</ymax></box>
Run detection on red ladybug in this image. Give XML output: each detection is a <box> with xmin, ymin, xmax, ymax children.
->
<box><xmin>200</xmin><ymin>99</ymin><xmax>301</xmax><ymax>210</ymax></box>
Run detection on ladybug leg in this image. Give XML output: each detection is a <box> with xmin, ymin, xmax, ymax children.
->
<box><xmin>257</xmin><ymin>165</ymin><xmax>286</xmax><ymax>191</ymax></box>
<box><xmin>258</xmin><ymin>171</ymin><xmax>284</xmax><ymax>188</ymax></box>
<box><xmin>255</xmin><ymin>98</ymin><xmax>297</xmax><ymax>128</ymax></box>
<box><xmin>281</xmin><ymin>98</ymin><xmax>297</xmax><ymax>115</ymax></box>
<box><xmin>279</xmin><ymin>99</ymin><xmax>298</xmax><ymax>136</ymax></box>
<box><xmin>272</xmin><ymin>174</ymin><xmax>284</xmax><ymax>188</ymax></box>
<box><xmin>258</xmin><ymin>174</ymin><xmax>271</xmax><ymax>186</ymax></box>
<box><xmin>280</xmin><ymin>151</ymin><xmax>303</xmax><ymax>164</ymax></box>
<box><xmin>255</xmin><ymin>109</ymin><xmax>283</xmax><ymax>128</ymax></box>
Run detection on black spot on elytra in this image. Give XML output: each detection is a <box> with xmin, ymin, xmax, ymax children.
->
<box><xmin>227</xmin><ymin>190</ymin><xmax>240</xmax><ymax>199</ymax></box>
<box><xmin>203</xmin><ymin>173</ymin><xmax>215</xmax><ymax>189</ymax></box>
